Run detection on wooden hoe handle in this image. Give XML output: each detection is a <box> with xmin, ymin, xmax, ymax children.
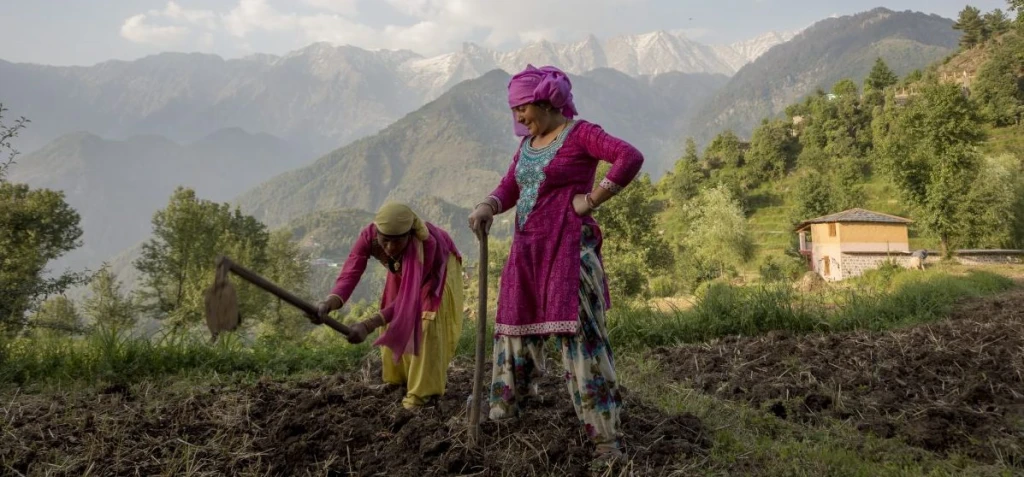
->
<box><xmin>217</xmin><ymin>256</ymin><xmax>352</xmax><ymax>337</ymax></box>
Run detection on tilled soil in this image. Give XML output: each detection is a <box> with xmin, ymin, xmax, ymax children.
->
<box><xmin>0</xmin><ymin>360</ymin><xmax>710</xmax><ymax>476</ymax></box>
<box><xmin>659</xmin><ymin>287</ymin><xmax>1024</xmax><ymax>464</ymax></box>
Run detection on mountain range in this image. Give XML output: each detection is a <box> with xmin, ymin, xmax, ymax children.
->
<box><xmin>234</xmin><ymin>68</ymin><xmax>729</xmax><ymax>228</ymax></box>
<box><xmin>6</xmin><ymin>128</ymin><xmax>309</xmax><ymax>272</ymax></box>
<box><xmin>687</xmin><ymin>8</ymin><xmax>961</xmax><ymax>142</ymax></box>
<box><xmin>0</xmin><ymin>29</ymin><xmax>793</xmax><ymax>158</ymax></box>
<box><xmin>1</xmin><ymin>6</ymin><xmax>966</xmax><ymax>283</ymax></box>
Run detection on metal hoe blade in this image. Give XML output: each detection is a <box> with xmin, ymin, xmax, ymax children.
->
<box><xmin>204</xmin><ymin>260</ymin><xmax>241</xmax><ymax>342</ymax></box>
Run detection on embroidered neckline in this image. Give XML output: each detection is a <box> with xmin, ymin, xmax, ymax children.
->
<box><xmin>514</xmin><ymin>120</ymin><xmax>578</xmax><ymax>229</ymax></box>
<box><xmin>524</xmin><ymin>120</ymin><xmax>576</xmax><ymax>153</ymax></box>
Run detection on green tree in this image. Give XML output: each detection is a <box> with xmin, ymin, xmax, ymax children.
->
<box><xmin>876</xmin><ymin>80</ymin><xmax>986</xmax><ymax>256</ymax></box>
<box><xmin>595</xmin><ymin>168</ymin><xmax>673</xmax><ymax>299</ymax></box>
<box><xmin>864</xmin><ymin>58</ymin><xmax>900</xmax><ymax>92</ymax></box>
<box><xmin>791</xmin><ymin>169</ymin><xmax>835</xmax><ymax>223</ymax></box>
<box><xmin>29</xmin><ymin>295</ymin><xmax>84</xmax><ymax>338</ymax></box>
<box><xmin>134</xmin><ymin>187</ymin><xmax>272</xmax><ymax>329</ymax></box>
<box><xmin>659</xmin><ymin>137</ymin><xmax>704</xmax><ymax>205</ymax></box>
<box><xmin>954</xmin><ymin>6</ymin><xmax>988</xmax><ymax>47</ymax></box>
<box><xmin>681</xmin><ymin>184</ymin><xmax>754</xmax><ymax>280</ymax></box>
<box><xmin>972</xmin><ymin>34</ymin><xmax>1024</xmax><ymax>126</ymax></box>
<box><xmin>258</xmin><ymin>229</ymin><xmax>312</xmax><ymax>341</ymax></box>
<box><xmin>746</xmin><ymin>119</ymin><xmax>798</xmax><ymax>183</ymax></box>
<box><xmin>984</xmin><ymin>8</ymin><xmax>1013</xmax><ymax>35</ymax></box>
<box><xmin>832</xmin><ymin>79</ymin><xmax>859</xmax><ymax>98</ymax></box>
<box><xmin>863</xmin><ymin>58</ymin><xmax>899</xmax><ymax>108</ymax></box>
<box><xmin>797</xmin><ymin>81</ymin><xmax>872</xmax><ymax>160</ymax></box>
<box><xmin>0</xmin><ymin>181</ymin><xmax>87</xmax><ymax>333</ymax></box>
<box><xmin>702</xmin><ymin>130</ymin><xmax>744</xmax><ymax>170</ymax></box>
<box><xmin>959</xmin><ymin>154</ymin><xmax>1024</xmax><ymax>248</ymax></box>
<box><xmin>83</xmin><ymin>265</ymin><xmax>137</xmax><ymax>332</ymax></box>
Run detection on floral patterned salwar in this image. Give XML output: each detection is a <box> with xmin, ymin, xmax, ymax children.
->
<box><xmin>488</xmin><ymin>228</ymin><xmax>623</xmax><ymax>450</ymax></box>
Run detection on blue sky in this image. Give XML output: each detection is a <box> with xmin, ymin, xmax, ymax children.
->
<box><xmin>0</xmin><ymin>0</ymin><xmax>1009</xmax><ymax>66</ymax></box>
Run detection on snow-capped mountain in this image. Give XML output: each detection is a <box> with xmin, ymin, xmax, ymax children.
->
<box><xmin>713</xmin><ymin>30</ymin><xmax>802</xmax><ymax>72</ymax></box>
<box><xmin>397</xmin><ymin>29</ymin><xmax>797</xmax><ymax>98</ymax></box>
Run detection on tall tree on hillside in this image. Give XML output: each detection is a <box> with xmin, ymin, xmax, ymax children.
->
<box><xmin>659</xmin><ymin>138</ymin><xmax>704</xmax><ymax>206</ymax></box>
<box><xmin>702</xmin><ymin>130</ymin><xmax>744</xmax><ymax>170</ymax></box>
<box><xmin>972</xmin><ymin>34</ymin><xmax>1024</xmax><ymax>126</ymax></box>
<box><xmin>984</xmin><ymin>8</ymin><xmax>1013</xmax><ymax>36</ymax></box>
<box><xmin>876</xmin><ymin>80</ymin><xmax>986</xmax><ymax>256</ymax></box>
<box><xmin>746</xmin><ymin>119</ymin><xmax>799</xmax><ymax>183</ymax></box>
<box><xmin>864</xmin><ymin>58</ymin><xmax>900</xmax><ymax>92</ymax></box>
<box><xmin>864</xmin><ymin>58</ymin><xmax>899</xmax><ymax>109</ymax></box>
<box><xmin>954</xmin><ymin>6</ymin><xmax>988</xmax><ymax>47</ymax></box>
<box><xmin>795</xmin><ymin>80</ymin><xmax>872</xmax><ymax>161</ymax></box>
<box><xmin>832</xmin><ymin>79</ymin><xmax>859</xmax><ymax>98</ymax></box>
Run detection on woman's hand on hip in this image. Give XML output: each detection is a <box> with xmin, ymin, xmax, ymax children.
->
<box><xmin>572</xmin><ymin>193</ymin><xmax>593</xmax><ymax>217</ymax></box>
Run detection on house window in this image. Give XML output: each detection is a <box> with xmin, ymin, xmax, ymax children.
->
<box><xmin>828</xmin><ymin>223</ymin><xmax>837</xmax><ymax>237</ymax></box>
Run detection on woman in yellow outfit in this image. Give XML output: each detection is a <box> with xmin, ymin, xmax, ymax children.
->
<box><xmin>316</xmin><ymin>202</ymin><xmax>464</xmax><ymax>409</ymax></box>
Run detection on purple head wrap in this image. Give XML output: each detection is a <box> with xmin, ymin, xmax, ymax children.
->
<box><xmin>507</xmin><ymin>64</ymin><xmax>578</xmax><ymax>136</ymax></box>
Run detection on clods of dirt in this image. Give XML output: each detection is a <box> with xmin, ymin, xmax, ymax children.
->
<box><xmin>1</xmin><ymin>362</ymin><xmax>711</xmax><ymax>476</ymax></box>
<box><xmin>659</xmin><ymin>286</ymin><xmax>1024</xmax><ymax>463</ymax></box>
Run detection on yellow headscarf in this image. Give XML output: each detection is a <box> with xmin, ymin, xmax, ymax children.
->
<box><xmin>372</xmin><ymin>202</ymin><xmax>433</xmax><ymax>361</ymax></box>
<box><xmin>374</xmin><ymin>202</ymin><xmax>429</xmax><ymax>240</ymax></box>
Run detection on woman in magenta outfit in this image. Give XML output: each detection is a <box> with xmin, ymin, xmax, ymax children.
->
<box><xmin>467</xmin><ymin>64</ymin><xmax>644</xmax><ymax>464</ymax></box>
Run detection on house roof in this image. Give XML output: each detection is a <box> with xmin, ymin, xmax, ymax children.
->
<box><xmin>795</xmin><ymin>208</ymin><xmax>912</xmax><ymax>231</ymax></box>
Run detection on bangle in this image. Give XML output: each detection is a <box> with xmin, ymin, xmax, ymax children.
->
<box><xmin>585</xmin><ymin>193</ymin><xmax>600</xmax><ymax>211</ymax></box>
<box><xmin>475</xmin><ymin>200</ymin><xmax>497</xmax><ymax>215</ymax></box>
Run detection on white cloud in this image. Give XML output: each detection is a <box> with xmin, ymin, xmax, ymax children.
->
<box><xmin>121</xmin><ymin>0</ymin><xmax>656</xmax><ymax>55</ymax></box>
<box><xmin>158</xmin><ymin>1</ymin><xmax>218</xmax><ymax>29</ymax></box>
<box><xmin>302</xmin><ymin>0</ymin><xmax>359</xmax><ymax>16</ymax></box>
<box><xmin>120</xmin><ymin>14</ymin><xmax>189</xmax><ymax>46</ymax></box>
<box><xmin>223</xmin><ymin>0</ymin><xmax>298</xmax><ymax>37</ymax></box>
<box><xmin>295</xmin><ymin>13</ymin><xmax>378</xmax><ymax>45</ymax></box>
<box><xmin>121</xmin><ymin>2</ymin><xmax>218</xmax><ymax>47</ymax></box>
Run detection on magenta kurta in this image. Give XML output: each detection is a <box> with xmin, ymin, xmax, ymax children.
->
<box><xmin>330</xmin><ymin>222</ymin><xmax>460</xmax><ymax>324</ymax></box>
<box><xmin>487</xmin><ymin>120</ymin><xmax>643</xmax><ymax>336</ymax></box>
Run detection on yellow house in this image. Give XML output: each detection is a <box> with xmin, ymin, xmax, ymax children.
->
<box><xmin>795</xmin><ymin>208</ymin><xmax>913</xmax><ymax>281</ymax></box>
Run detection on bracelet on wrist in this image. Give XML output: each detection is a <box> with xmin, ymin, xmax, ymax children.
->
<box><xmin>475</xmin><ymin>200</ymin><xmax>497</xmax><ymax>215</ymax></box>
<box><xmin>585</xmin><ymin>193</ymin><xmax>600</xmax><ymax>211</ymax></box>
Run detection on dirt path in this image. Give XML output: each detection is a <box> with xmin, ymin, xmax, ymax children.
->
<box><xmin>657</xmin><ymin>285</ymin><xmax>1024</xmax><ymax>464</ymax></box>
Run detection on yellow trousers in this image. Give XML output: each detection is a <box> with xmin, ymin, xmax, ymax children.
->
<box><xmin>380</xmin><ymin>254</ymin><xmax>464</xmax><ymax>409</ymax></box>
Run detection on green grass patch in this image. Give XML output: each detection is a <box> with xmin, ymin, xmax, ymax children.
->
<box><xmin>608</xmin><ymin>265</ymin><xmax>1015</xmax><ymax>350</ymax></box>
<box><xmin>0</xmin><ymin>326</ymin><xmax>370</xmax><ymax>388</ymax></box>
<box><xmin>0</xmin><ymin>314</ymin><xmax>498</xmax><ymax>389</ymax></box>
